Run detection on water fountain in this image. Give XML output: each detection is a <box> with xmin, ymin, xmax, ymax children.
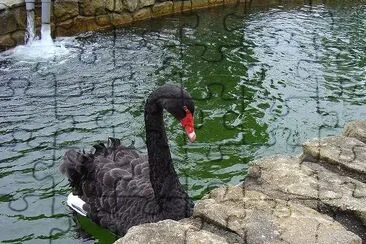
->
<box><xmin>1</xmin><ymin>0</ymin><xmax>71</xmax><ymax>60</ymax></box>
<box><xmin>25</xmin><ymin>0</ymin><xmax>35</xmax><ymax>45</ymax></box>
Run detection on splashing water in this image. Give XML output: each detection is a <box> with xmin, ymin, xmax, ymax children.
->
<box><xmin>40</xmin><ymin>24</ymin><xmax>53</xmax><ymax>45</ymax></box>
<box><xmin>1</xmin><ymin>23</ymin><xmax>72</xmax><ymax>61</ymax></box>
<box><xmin>25</xmin><ymin>10</ymin><xmax>35</xmax><ymax>45</ymax></box>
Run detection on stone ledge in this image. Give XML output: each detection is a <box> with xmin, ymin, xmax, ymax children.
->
<box><xmin>0</xmin><ymin>0</ymin><xmax>252</xmax><ymax>51</ymax></box>
<box><xmin>0</xmin><ymin>0</ymin><xmax>24</xmax><ymax>10</ymax></box>
<box><xmin>114</xmin><ymin>119</ymin><xmax>366</xmax><ymax>243</ymax></box>
<box><xmin>151</xmin><ymin>2</ymin><xmax>173</xmax><ymax>18</ymax></box>
<box><xmin>343</xmin><ymin>120</ymin><xmax>366</xmax><ymax>144</ymax></box>
<box><xmin>114</xmin><ymin>219</ymin><xmax>228</xmax><ymax>244</ymax></box>
<box><xmin>0</xmin><ymin>0</ymin><xmax>323</xmax><ymax>51</ymax></box>
<box><xmin>303</xmin><ymin>136</ymin><xmax>366</xmax><ymax>182</ymax></box>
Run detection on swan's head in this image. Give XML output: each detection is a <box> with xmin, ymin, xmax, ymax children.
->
<box><xmin>156</xmin><ymin>85</ymin><xmax>196</xmax><ymax>143</ymax></box>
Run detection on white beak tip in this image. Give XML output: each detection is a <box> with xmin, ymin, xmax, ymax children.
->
<box><xmin>187</xmin><ymin>132</ymin><xmax>196</xmax><ymax>142</ymax></box>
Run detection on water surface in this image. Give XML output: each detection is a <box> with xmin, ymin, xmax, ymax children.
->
<box><xmin>0</xmin><ymin>1</ymin><xmax>365</xmax><ymax>243</ymax></box>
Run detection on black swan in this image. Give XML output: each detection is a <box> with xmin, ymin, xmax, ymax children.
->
<box><xmin>60</xmin><ymin>84</ymin><xmax>196</xmax><ymax>235</ymax></box>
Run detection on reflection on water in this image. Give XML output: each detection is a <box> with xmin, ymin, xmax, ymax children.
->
<box><xmin>0</xmin><ymin>1</ymin><xmax>365</xmax><ymax>243</ymax></box>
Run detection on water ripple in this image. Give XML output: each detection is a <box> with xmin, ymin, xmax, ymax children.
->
<box><xmin>0</xmin><ymin>1</ymin><xmax>365</xmax><ymax>243</ymax></box>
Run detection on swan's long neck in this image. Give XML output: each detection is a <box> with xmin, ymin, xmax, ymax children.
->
<box><xmin>144</xmin><ymin>101</ymin><xmax>184</xmax><ymax>206</ymax></box>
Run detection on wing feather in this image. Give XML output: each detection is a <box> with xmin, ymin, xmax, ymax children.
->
<box><xmin>60</xmin><ymin>140</ymin><xmax>158</xmax><ymax>235</ymax></box>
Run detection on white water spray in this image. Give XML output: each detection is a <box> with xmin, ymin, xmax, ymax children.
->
<box><xmin>1</xmin><ymin>0</ymin><xmax>71</xmax><ymax>61</ymax></box>
<box><xmin>40</xmin><ymin>24</ymin><xmax>53</xmax><ymax>45</ymax></box>
<box><xmin>25</xmin><ymin>9</ymin><xmax>35</xmax><ymax>45</ymax></box>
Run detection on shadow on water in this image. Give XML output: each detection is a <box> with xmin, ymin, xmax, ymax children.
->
<box><xmin>0</xmin><ymin>0</ymin><xmax>365</xmax><ymax>242</ymax></box>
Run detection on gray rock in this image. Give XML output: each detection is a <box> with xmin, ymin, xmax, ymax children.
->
<box><xmin>54</xmin><ymin>0</ymin><xmax>79</xmax><ymax>22</ymax></box>
<box><xmin>83</xmin><ymin>0</ymin><xmax>107</xmax><ymax>16</ymax></box>
<box><xmin>138</xmin><ymin>0</ymin><xmax>155</xmax><ymax>9</ymax></box>
<box><xmin>247</xmin><ymin>155</ymin><xmax>366</xmax><ymax>239</ymax></box>
<box><xmin>114</xmin><ymin>219</ymin><xmax>228</xmax><ymax>244</ymax></box>
<box><xmin>110</xmin><ymin>13</ymin><xmax>133</xmax><ymax>27</ymax></box>
<box><xmin>105</xmin><ymin>0</ymin><xmax>117</xmax><ymax>11</ymax></box>
<box><xmin>173</xmin><ymin>0</ymin><xmax>192</xmax><ymax>13</ymax></box>
<box><xmin>0</xmin><ymin>33</ymin><xmax>15</xmax><ymax>48</ymax></box>
<box><xmin>109</xmin><ymin>0</ymin><xmax>124</xmax><ymax>13</ymax></box>
<box><xmin>0</xmin><ymin>0</ymin><xmax>23</xmax><ymax>10</ymax></box>
<box><xmin>343</xmin><ymin>120</ymin><xmax>366</xmax><ymax>143</ymax></box>
<box><xmin>114</xmin><ymin>183</ymin><xmax>361</xmax><ymax>243</ymax></box>
<box><xmin>195</xmin><ymin>184</ymin><xmax>361</xmax><ymax>244</ymax></box>
<box><xmin>132</xmin><ymin>7</ymin><xmax>152</xmax><ymax>21</ymax></box>
<box><xmin>152</xmin><ymin>2</ymin><xmax>173</xmax><ymax>17</ymax></box>
<box><xmin>247</xmin><ymin>155</ymin><xmax>319</xmax><ymax>201</ymax></box>
<box><xmin>123</xmin><ymin>0</ymin><xmax>138</xmax><ymax>12</ymax></box>
<box><xmin>303</xmin><ymin>136</ymin><xmax>366</xmax><ymax>179</ymax></box>
<box><xmin>0</xmin><ymin>8</ymin><xmax>17</xmax><ymax>35</ymax></box>
<box><xmin>114</xmin><ymin>120</ymin><xmax>366</xmax><ymax>243</ymax></box>
<box><xmin>10</xmin><ymin>29</ymin><xmax>25</xmax><ymax>45</ymax></box>
<box><xmin>123</xmin><ymin>0</ymin><xmax>155</xmax><ymax>12</ymax></box>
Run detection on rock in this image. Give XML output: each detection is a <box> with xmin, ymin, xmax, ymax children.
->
<box><xmin>247</xmin><ymin>156</ymin><xmax>319</xmax><ymax>201</ymax></box>
<box><xmin>223</xmin><ymin>0</ymin><xmax>238</xmax><ymax>4</ymax></box>
<box><xmin>246</xmin><ymin>155</ymin><xmax>366</xmax><ymax>239</ymax></box>
<box><xmin>123</xmin><ymin>0</ymin><xmax>155</xmax><ymax>13</ymax></box>
<box><xmin>0</xmin><ymin>33</ymin><xmax>15</xmax><ymax>49</ymax></box>
<box><xmin>152</xmin><ymin>2</ymin><xmax>173</xmax><ymax>17</ymax></box>
<box><xmin>208</xmin><ymin>0</ymin><xmax>224</xmax><ymax>5</ymax></box>
<box><xmin>0</xmin><ymin>0</ymin><xmax>231</xmax><ymax>51</ymax></box>
<box><xmin>13</xmin><ymin>7</ymin><xmax>26</xmax><ymax>29</ymax></box>
<box><xmin>0</xmin><ymin>8</ymin><xmax>17</xmax><ymax>35</ymax></box>
<box><xmin>105</xmin><ymin>0</ymin><xmax>115</xmax><ymax>11</ymax></box>
<box><xmin>173</xmin><ymin>1</ymin><xmax>192</xmax><ymax>13</ymax></box>
<box><xmin>0</xmin><ymin>0</ymin><xmax>23</xmax><ymax>10</ymax></box>
<box><xmin>94</xmin><ymin>15</ymin><xmax>109</xmax><ymax>27</ymax></box>
<box><xmin>113</xmin><ymin>120</ymin><xmax>366</xmax><ymax>243</ymax></box>
<box><xmin>139</xmin><ymin>0</ymin><xmax>155</xmax><ymax>9</ymax></box>
<box><xmin>110</xmin><ymin>13</ymin><xmax>133</xmax><ymax>27</ymax></box>
<box><xmin>103</xmin><ymin>0</ymin><xmax>124</xmax><ymax>12</ymax></box>
<box><xmin>123</xmin><ymin>0</ymin><xmax>138</xmax><ymax>12</ymax></box>
<box><xmin>109</xmin><ymin>0</ymin><xmax>124</xmax><ymax>13</ymax></box>
<box><xmin>343</xmin><ymin>120</ymin><xmax>366</xmax><ymax>143</ymax></box>
<box><xmin>114</xmin><ymin>219</ymin><xmax>228</xmax><ymax>244</ymax></box>
<box><xmin>56</xmin><ymin>11</ymin><xmax>133</xmax><ymax>36</ymax></box>
<box><xmin>83</xmin><ymin>0</ymin><xmax>107</xmax><ymax>16</ymax></box>
<box><xmin>195</xmin><ymin>185</ymin><xmax>361</xmax><ymax>243</ymax></box>
<box><xmin>54</xmin><ymin>0</ymin><xmax>79</xmax><ymax>22</ymax></box>
<box><xmin>132</xmin><ymin>8</ymin><xmax>152</xmax><ymax>21</ymax></box>
<box><xmin>191</xmin><ymin>0</ymin><xmax>209</xmax><ymax>9</ymax></box>
<box><xmin>55</xmin><ymin>19</ymin><xmax>74</xmax><ymax>36</ymax></box>
<box><xmin>56</xmin><ymin>16</ymin><xmax>103</xmax><ymax>36</ymax></box>
<box><xmin>303</xmin><ymin>136</ymin><xmax>366</xmax><ymax>180</ymax></box>
<box><xmin>11</xmin><ymin>30</ymin><xmax>25</xmax><ymax>45</ymax></box>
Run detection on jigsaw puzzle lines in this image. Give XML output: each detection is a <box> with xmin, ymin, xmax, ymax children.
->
<box><xmin>1</xmin><ymin>1</ymin><xmax>364</xmax><ymax>243</ymax></box>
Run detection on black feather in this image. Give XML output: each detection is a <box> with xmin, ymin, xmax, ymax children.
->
<box><xmin>60</xmin><ymin>85</ymin><xmax>194</xmax><ymax>235</ymax></box>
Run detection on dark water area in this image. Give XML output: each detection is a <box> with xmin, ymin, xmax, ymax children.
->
<box><xmin>0</xmin><ymin>1</ymin><xmax>365</xmax><ymax>243</ymax></box>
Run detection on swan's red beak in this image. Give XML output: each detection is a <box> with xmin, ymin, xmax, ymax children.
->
<box><xmin>180</xmin><ymin>107</ymin><xmax>196</xmax><ymax>143</ymax></box>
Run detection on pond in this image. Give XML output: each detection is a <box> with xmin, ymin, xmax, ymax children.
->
<box><xmin>0</xmin><ymin>0</ymin><xmax>365</xmax><ymax>243</ymax></box>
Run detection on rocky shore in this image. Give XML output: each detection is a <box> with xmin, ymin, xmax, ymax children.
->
<box><xmin>0</xmin><ymin>0</ymin><xmax>238</xmax><ymax>51</ymax></box>
<box><xmin>0</xmin><ymin>0</ymin><xmax>315</xmax><ymax>51</ymax></box>
<box><xmin>114</xmin><ymin>120</ymin><xmax>366</xmax><ymax>243</ymax></box>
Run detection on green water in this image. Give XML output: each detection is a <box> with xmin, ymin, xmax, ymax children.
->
<box><xmin>0</xmin><ymin>1</ymin><xmax>365</xmax><ymax>243</ymax></box>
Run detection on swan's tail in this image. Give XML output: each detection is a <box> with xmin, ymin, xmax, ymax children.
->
<box><xmin>67</xmin><ymin>193</ymin><xmax>87</xmax><ymax>216</ymax></box>
<box><xmin>60</xmin><ymin>139</ymin><xmax>121</xmax><ymax>216</ymax></box>
<box><xmin>60</xmin><ymin>150</ymin><xmax>92</xmax><ymax>216</ymax></box>
<box><xmin>60</xmin><ymin>149</ymin><xmax>93</xmax><ymax>195</ymax></box>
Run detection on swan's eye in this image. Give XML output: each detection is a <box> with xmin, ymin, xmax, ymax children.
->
<box><xmin>183</xmin><ymin>106</ymin><xmax>189</xmax><ymax>113</ymax></box>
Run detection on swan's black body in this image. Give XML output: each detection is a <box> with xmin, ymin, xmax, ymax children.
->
<box><xmin>60</xmin><ymin>84</ymin><xmax>195</xmax><ymax>235</ymax></box>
